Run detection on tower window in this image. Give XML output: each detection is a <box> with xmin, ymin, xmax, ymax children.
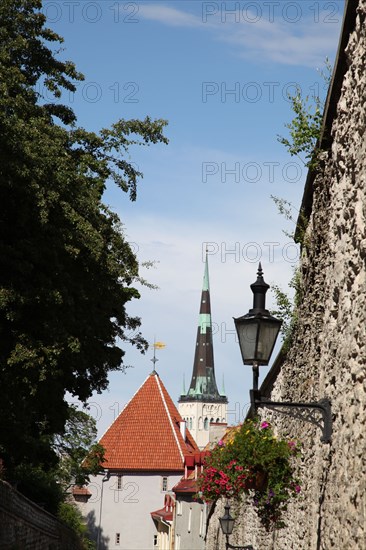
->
<box><xmin>204</xmin><ymin>418</ymin><xmax>208</xmax><ymax>430</ymax></box>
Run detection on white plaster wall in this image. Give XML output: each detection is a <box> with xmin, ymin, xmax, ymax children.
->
<box><xmin>82</xmin><ymin>472</ymin><xmax>182</xmax><ymax>549</ymax></box>
<box><xmin>174</xmin><ymin>497</ymin><xmax>205</xmax><ymax>550</ymax></box>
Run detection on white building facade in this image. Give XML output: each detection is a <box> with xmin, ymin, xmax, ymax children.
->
<box><xmin>76</xmin><ymin>372</ymin><xmax>199</xmax><ymax>549</ymax></box>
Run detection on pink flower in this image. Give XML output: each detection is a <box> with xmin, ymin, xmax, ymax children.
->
<box><xmin>260</xmin><ymin>421</ymin><xmax>269</xmax><ymax>429</ymax></box>
<box><xmin>217</xmin><ymin>439</ymin><xmax>224</xmax><ymax>447</ymax></box>
<box><xmin>295</xmin><ymin>485</ymin><xmax>301</xmax><ymax>493</ymax></box>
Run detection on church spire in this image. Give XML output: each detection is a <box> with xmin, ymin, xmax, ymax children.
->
<box><xmin>180</xmin><ymin>254</ymin><xmax>226</xmax><ymax>402</ymax></box>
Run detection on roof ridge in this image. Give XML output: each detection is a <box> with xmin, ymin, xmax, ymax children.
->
<box><xmin>155</xmin><ymin>375</ymin><xmax>184</xmax><ymax>463</ymax></box>
<box><xmin>97</xmin><ymin>373</ymin><xmax>152</xmax><ymax>442</ymax></box>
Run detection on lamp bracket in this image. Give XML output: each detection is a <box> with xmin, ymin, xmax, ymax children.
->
<box><xmin>250</xmin><ymin>390</ymin><xmax>332</xmax><ymax>443</ymax></box>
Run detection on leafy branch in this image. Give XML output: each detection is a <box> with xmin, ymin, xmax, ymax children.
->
<box><xmin>277</xmin><ymin>58</ymin><xmax>332</xmax><ymax>169</ymax></box>
<box><xmin>271</xmin><ymin>268</ymin><xmax>302</xmax><ymax>352</ymax></box>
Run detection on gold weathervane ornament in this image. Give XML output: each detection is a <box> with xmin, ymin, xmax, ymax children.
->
<box><xmin>150</xmin><ymin>339</ymin><xmax>166</xmax><ymax>371</ymax></box>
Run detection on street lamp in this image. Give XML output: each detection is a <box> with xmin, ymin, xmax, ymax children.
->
<box><xmin>233</xmin><ymin>262</ymin><xmax>282</xmax><ymax>393</ymax></box>
<box><xmin>97</xmin><ymin>470</ymin><xmax>110</xmax><ymax>550</ymax></box>
<box><xmin>219</xmin><ymin>503</ymin><xmax>235</xmax><ymax>536</ymax></box>
<box><xmin>219</xmin><ymin>504</ymin><xmax>254</xmax><ymax>550</ymax></box>
<box><xmin>234</xmin><ymin>264</ymin><xmax>332</xmax><ymax>443</ymax></box>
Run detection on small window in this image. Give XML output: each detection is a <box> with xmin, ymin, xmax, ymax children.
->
<box><xmin>162</xmin><ymin>476</ymin><xmax>168</xmax><ymax>491</ymax></box>
<box><xmin>153</xmin><ymin>534</ymin><xmax>158</xmax><ymax>547</ymax></box>
<box><xmin>117</xmin><ymin>474</ymin><xmax>122</xmax><ymax>490</ymax></box>
<box><xmin>115</xmin><ymin>533</ymin><xmax>120</xmax><ymax>545</ymax></box>
<box><xmin>189</xmin><ymin>418</ymin><xmax>193</xmax><ymax>429</ymax></box>
<box><xmin>177</xmin><ymin>500</ymin><xmax>182</xmax><ymax>516</ymax></box>
<box><xmin>204</xmin><ymin>417</ymin><xmax>208</xmax><ymax>430</ymax></box>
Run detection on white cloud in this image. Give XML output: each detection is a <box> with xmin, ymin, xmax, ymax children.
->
<box><xmin>222</xmin><ymin>18</ymin><xmax>339</xmax><ymax>68</ymax></box>
<box><xmin>139</xmin><ymin>4</ymin><xmax>203</xmax><ymax>28</ymax></box>
<box><xmin>138</xmin><ymin>3</ymin><xmax>342</xmax><ymax>67</ymax></box>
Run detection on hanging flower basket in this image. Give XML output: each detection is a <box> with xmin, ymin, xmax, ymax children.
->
<box><xmin>244</xmin><ymin>469</ymin><xmax>268</xmax><ymax>492</ymax></box>
<box><xmin>196</xmin><ymin>419</ymin><xmax>301</xmax><ymax>530</ymax></box>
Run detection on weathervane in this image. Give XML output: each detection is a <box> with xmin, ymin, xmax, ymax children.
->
<box><xmin>150</xmin><ymin>338</ymin><xmax>166</xmax><ymax>374</ymax></box>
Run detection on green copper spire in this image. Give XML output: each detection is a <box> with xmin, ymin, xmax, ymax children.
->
<box><xmin>221</xmin><ymin>374</ymin><xmax>226</xmax><ymax>397</ymax></box>
<box><xmin>179</xmin><ymin>255</ymin><xmax>227</xmax><ymax>404</ymax></box>
<box><xmin>203</xmin><ymin>250</ymin><xmax>209</xmax><ymax>291</ymax></box>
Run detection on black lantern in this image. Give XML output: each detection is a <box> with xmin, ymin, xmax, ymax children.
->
<box><xmin>219</xmin><ymin>504</ymin><xmax>254</xmax><ymax>549</ymax></box>
<box><xmin>234</xmin><ymin>263</ymin><xmax>282</xmax><ymax>367</ymax></box>
<box><xmin>219</xmin><ymin>504</ymin><xmax>235</xmax><ymax>536</ymax></box>
<box><xmin>233</xmin><ymin>264</ymin><xmax>332</xmax><ymax>444</ymax></box>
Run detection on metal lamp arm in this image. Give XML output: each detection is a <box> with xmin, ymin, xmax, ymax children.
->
<box><xmin>251</xmin><ymin>390</ymin><xmax>332</xmax><ymax>443</ymax></box>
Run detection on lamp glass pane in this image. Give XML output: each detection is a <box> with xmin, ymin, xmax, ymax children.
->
<box><xmin>219</xmin><ymin>515</ymin><xmax>235</xmax><ymax>535</ymax></box>
<box><xmin>256</xmin><ymin>320</ymin><xmax>281</xmax><ymax>363</ymax></box>
<box><xmin>236</xmin><ymin>320</ymin><xmax>259</xmax><ymax>364</ymax></box>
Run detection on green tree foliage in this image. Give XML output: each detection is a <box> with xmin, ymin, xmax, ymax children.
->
<box><xmin>271</xmin><ymin>268</ymin><xmax>302</xmax><ymax>352</ymax></box>
<box><xmin>53</xmin><ymin>405</ymin><xmax>105</xmax><ymax>490</ymax></box>
<box><xmin>58</xmin><ymin>502</ymin><xmax>96</xmax><ymax>549</ymax></box>
<box><xmin>271</xmin><ymin>61</ymin><xmax>332</xmax><ymax>348</ymax></box>
<box><xmin>0</xmin><ymin>0</ymin><xmax>168</xmax><ymax>497</ymax></box>
<box><xmin>277</xmin><ymin>90</ymin><xmax>323</xmax><ymax>167</ymax></box>
<box><xmin>278</xmin><ymin>58</ymin><xmax>332</xmax><ymax>168</ymax></box>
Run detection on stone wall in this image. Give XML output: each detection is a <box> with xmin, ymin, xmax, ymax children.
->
<box><xmin>0</xmin><ymin>480</ymin><xmax>82</xmax><ymax>550</ymax></box>
<box><xmin>206</xmin><ymin>1</ymin><xmax>366</xmax><ymax>548</ymax></box>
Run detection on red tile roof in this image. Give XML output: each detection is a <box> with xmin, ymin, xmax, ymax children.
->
<box><xmin>173</xmin><ymin>475</ymin><xmax>197</xmax><ymax>495</ymax></box>
<box><xmin>72</xmin><ymin>486</ymin><xmax>92</xmax><ymax>496</ymax></box>
<box><xmin>173</xmin><ymin>453</ymin><xmax>208</xmax><ymax>495</ymax></box>
<box><xmin>151</xmin><ymin>494</ymin><xmax>175</xmax><ymax>523</ymax></box>
<box><xmin>99</xmin><ymin>372</ymin><xmax>199</xmax><ymax>471</ymax></box>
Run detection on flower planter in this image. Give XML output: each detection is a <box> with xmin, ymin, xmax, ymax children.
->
<box><xmin>197</xmin><ymin>419</ymin><xmax>301</xmax><ymax>530</ymax></box>
<box><xmin>244</xmin><ymin>470</ymin><xmax>268</xmax><ymax>492</ymax></box>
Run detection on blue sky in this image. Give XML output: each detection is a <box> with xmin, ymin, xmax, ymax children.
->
<box><xmin>47</xmin><ymin>1</ymin><xmax>345</xmax><ymax>435</ymax></box>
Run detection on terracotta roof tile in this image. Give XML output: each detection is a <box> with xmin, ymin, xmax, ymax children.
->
<box><xmin>173</xmin><ymin>476</ymin><xmax>198</xmax><ymax>494</ymax></box>
<box><xmin>151</xmin><ymin>494</ymin><xmax>175</xmax><ymax>522</ymax></box>
<box><xmin>99</xmin><ymin>373</ymin><xmax>199</xmax><ymax>471</ymax></box>
<box><xmin>72</xmin><ymin>486</ymin><xmax>91</xmax><ymax>496</ymax></box>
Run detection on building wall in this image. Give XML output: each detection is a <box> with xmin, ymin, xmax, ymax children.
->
<box><xmin>83</xmin><ymin>472</ymin><xmax>182</xmax><ymax>549</ymax></box>
<box><xmin>206</xmin><ymin>2</ymin><xmax>366</xmax><ymax>548</ymax></box>
<box><xmin>179</xmin><ymin>401</ymin><xmax>227</xmax><ymax>449</ymax></box>
<box><xmin>0</xmin><ymin>480</ymin><xmax>82</xmax><ymax>550</ymax></box>
<box><xmin>174</xmin><ymin>497</ymin><xmax>206</xmax><ymax>550</ymax></box>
